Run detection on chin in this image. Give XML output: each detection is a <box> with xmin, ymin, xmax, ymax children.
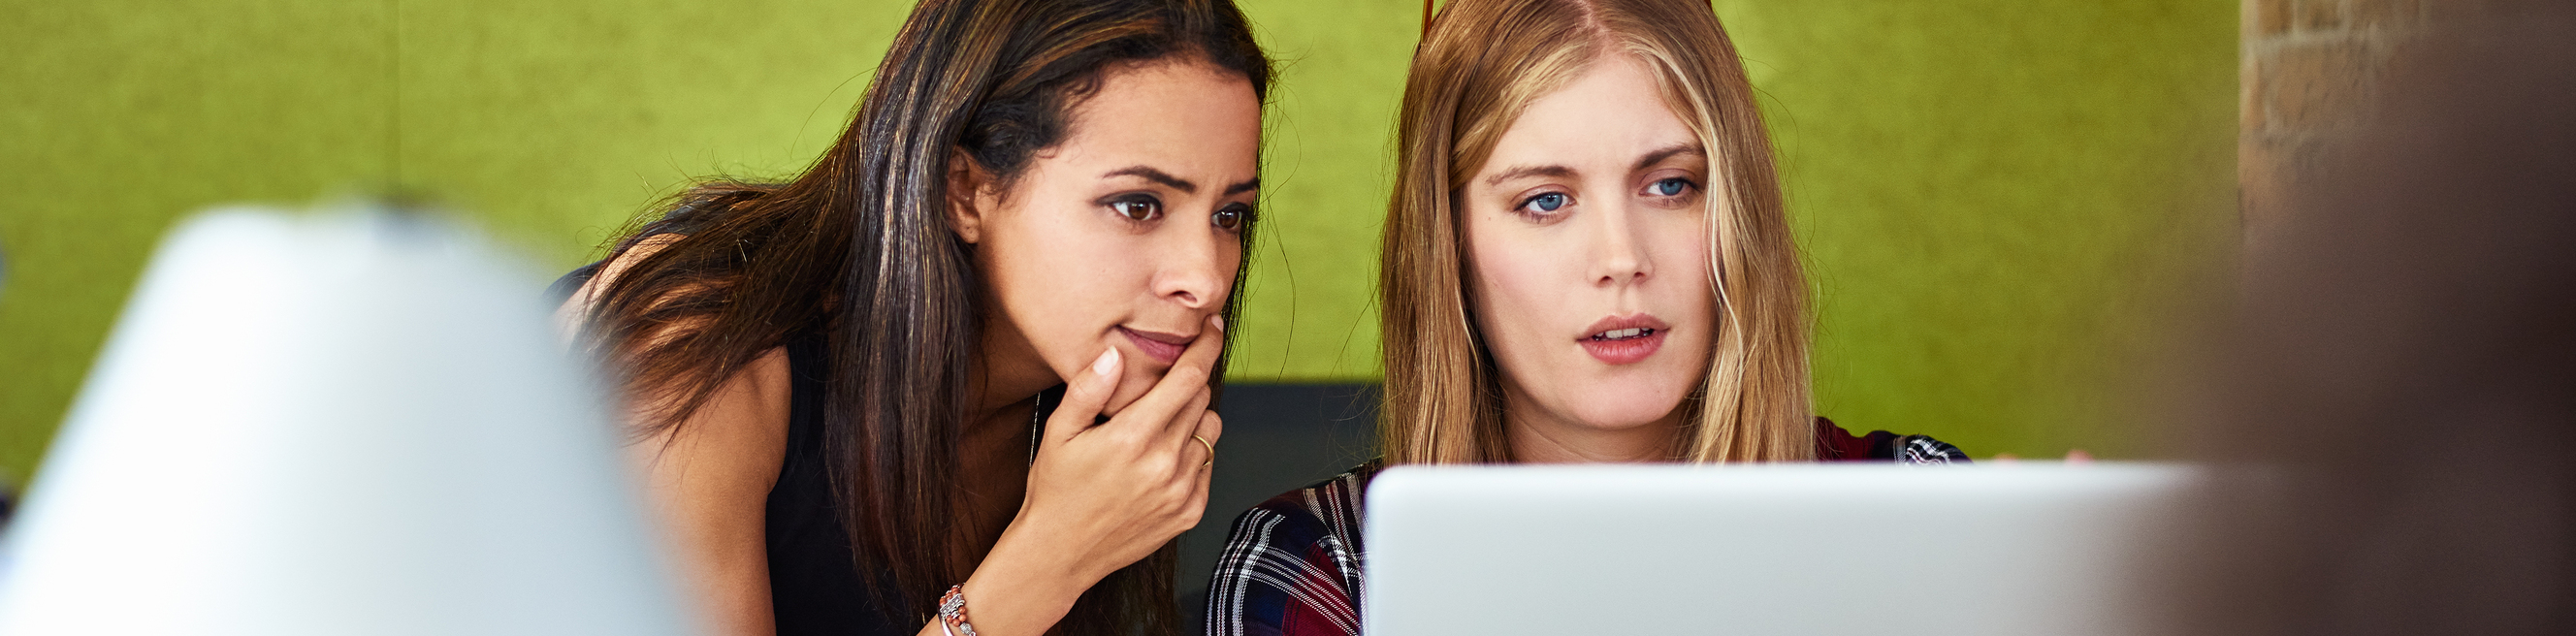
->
<box><xmin>1558</xmin><ymin>366</ymin><xmax>1697</xmax><ymax>429</ymax></box>
<box><xmin>1567</xmin><ymin>409</ymin><xmax>1684</xmax><ymax>431</ymax></box>
<box><xmin>1118</xmin><ymin>365</ymin><xmax>1164</xmax><ymax>392</ymax></box>
<box><xmin>1562</xmin><ymin>392</ymin><xmax>1691</xmax><ymax>431</ymax></box>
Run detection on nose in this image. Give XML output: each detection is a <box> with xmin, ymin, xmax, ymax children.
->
<box><xmin>1589</xmin><ymin>201</ymin><xmax>1653</xmax><ymax>288</ymax></box>
<box><xmin>1152</xmin><ymin>227</ymin><xmax>1232</xmax><ymax>310</ymax></box>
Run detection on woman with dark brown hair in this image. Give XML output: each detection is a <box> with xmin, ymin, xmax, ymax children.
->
<box><xmin>552</xmin><ymin>1</ymin><xmax>1271</xmax><ymax>634</ymax></box>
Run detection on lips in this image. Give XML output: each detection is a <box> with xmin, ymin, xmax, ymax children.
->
<box><xmin>1118</xmin><ymin>326</ymin><xmax>1193</xmax><ymax>365</ymax></box>
<box><xmin>1577</xmin><ymin>314</ymin><xmax>1670</xmax><ymax>366</ymax></box>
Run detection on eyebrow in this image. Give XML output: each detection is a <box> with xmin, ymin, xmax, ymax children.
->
<box><xmin>1633</xmin><ymin>143</ymin><xmax>1707</xmax><ymax>173</ymax></box>
<box><xmin>1103</xmin><ymin>166</ymin><xmax>1260</xmax><ymax>197</ymax></box>
<box><xmin>1482</xmin><ymin>164</ymin><xmax>1578</xmax><ymax>187</ymax></box>
<box><xmin>1105</xmin><ymin>166</ymin><xmax>1196</xmax><ymax>192</ymax></box>
<box><xmin>1481</xmin><ymin>143</ymin><xmax>1710</xmax><ymax>188</ymax></box>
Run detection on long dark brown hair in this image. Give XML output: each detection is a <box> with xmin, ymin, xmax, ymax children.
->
<box><xmin>574</xmin><ymin>0</ymin><xmax>1271</xmax><ymax>631</ymax></box>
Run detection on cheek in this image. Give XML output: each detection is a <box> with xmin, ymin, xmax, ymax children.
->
<box><xmin>1464</xmin><ymin>222</ymin><xmax>1567</xmax><ymax>358</ymax></box>
<box><xmin>984</xmin><ymin>210</ymin><xmax>1138</xmax><ymax>357</ymax></box>
<box><xmin>1658</xmin><ymin>222</ymin><xmax>1717</xmax><ymax>311</ymax></box>
<box><xmin>1211</xmin><ymin>240</ymin><xmax>1244</xmax><ymax>297</ymax></box>
<box><xmin>1651</xmin><ymin>217</ymin><xmax>1719</xmax><ymax>364</ymax></box>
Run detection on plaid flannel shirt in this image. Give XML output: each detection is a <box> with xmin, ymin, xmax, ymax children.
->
<box><xmin>1202</xmin><ymin>418</ymin><xmax>1968</xmax><ymax>636</ymax></box>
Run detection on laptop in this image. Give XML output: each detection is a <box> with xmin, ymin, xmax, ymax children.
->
<box><xmin>1365</xmin><ymin>462</ymin><xmax>2205</xmax><ymax>636</ymax></box>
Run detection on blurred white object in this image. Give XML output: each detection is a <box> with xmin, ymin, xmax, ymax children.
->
<box><xmin>0</xmin><ymin>207</ymin><xmax>694</xmax><ymax>635</ymax></box>
<box><xmin>1366</xmin><ymin>462</ymin><xmax>2205</xmax><ymax>636</ymax></box>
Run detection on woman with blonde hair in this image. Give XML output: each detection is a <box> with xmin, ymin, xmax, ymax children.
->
<box><xmin>1206</xmin><ymin>0</ymin><xmax>1963</xmax><ymax>633</ymax></box>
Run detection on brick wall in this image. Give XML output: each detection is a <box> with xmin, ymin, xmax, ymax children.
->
<box><xmin>2239</xmin><ymin>0</ymin><xmax>2426</xmax><ymax>237</ymax></box>
<box><xmin>2238</xmin><ymin>0</ymin><xmax>2524</xmax><ymax>237</ymax></box>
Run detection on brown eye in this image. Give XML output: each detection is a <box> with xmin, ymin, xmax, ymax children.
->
<box><xmin>1109</xmin><ymin>197</ymin><xmax>1162</xmax><ymax>222</ymax></box>
<box><xmin>1212</xmin><ymin>205</ymin><xmax>1250</xmax><ymax>231</ymax></box>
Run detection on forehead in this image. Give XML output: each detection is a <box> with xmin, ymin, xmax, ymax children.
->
<box><xmin>1482</xmin><ymin>54</ymin><xmax>1697</xmax><ymax>175</ymax></box>
<box><xmin>1048</xmin><ymin>59</ymin><xmax>1263</xmax><ymax>178</ymax></box>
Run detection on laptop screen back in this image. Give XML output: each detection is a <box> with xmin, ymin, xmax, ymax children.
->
<box><xmin>1364</xmin><ymin>463</ymin><xmax>2202</xmax><ymax>636</ymax></box>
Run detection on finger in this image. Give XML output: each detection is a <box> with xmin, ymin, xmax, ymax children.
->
<box><xmin>1150</xmin><ymin>317</ymin><xmax>1228</xmax><ymax>438</ymax></box>
<box><xmin>1181</xmin><ymin>412</ymin><xmax>1221</xmax><ymax>473</ymax></box>
<box><xmin>1197</xmin><ymin>408</ymin><xmax>1223</xmax><ymax>446</ymax></box>
<box><xmin>1170</xmin><ymin>314</ymin><xmax>1226</xmax><ymax>388</ymax></box>
<box><xmin>1102</xmin><ymin>315</ymin><xmax>1226</xmax><ymax>433</ymax></box>
<box><xmin>1183</xmin><ymin>425</ymin><xmax>1215</xmax><ymax>519</ymax></box>
<box><xmin>1180</xmin><ymin>471</ymin><xmax>1212</xmax><ymax>531</ymax></box>
<box><xmin>1161</xmin><ymin>386</ymin><xmax>1211</xmax><ymax>441</ymax></box>
<box><xmin>2064</xmin><ymin>449</ymin><xmax>2094</xmax><ymax>463</ymax></box>
<box><xmin>1167</xmin><ymin>407</ymin><xmax>1215</xmax><ymax>472</ymax></box>
<box><xmin>1045</xmin><ymin>347</ymin><xmax>1123</xmax><ymax>444</ymax></box>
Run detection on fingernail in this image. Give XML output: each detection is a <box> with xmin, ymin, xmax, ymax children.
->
<box><xmin>1092</xmin><ymin>348</ymin><xmax>1120</xmax><ymax>377</ymax></box>
<box><xmin>1211</xmin><ymin>315</ymin><xmax>1226</xmax><ymax>333</ymax></box>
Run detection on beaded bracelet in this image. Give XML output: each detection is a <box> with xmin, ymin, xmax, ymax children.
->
<box><xmin>937</xmin><ymin>585</ymin><xmax>980</xmax><ymax>636</ymax></box>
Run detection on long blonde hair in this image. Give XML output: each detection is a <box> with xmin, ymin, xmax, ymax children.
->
<box><xmin>1379</xmin><ymin>0</ymin><xmax>1814</xmax><ymax>464</ymax></box>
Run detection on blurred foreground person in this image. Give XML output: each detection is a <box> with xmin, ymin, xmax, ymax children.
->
<box><xmin>2187</xmin><ymin>5</ymin><xmax>2576</xmax><ymax>635</ymax></box>
<box><xmin>1</xmin><ymin>209</ymin><xmax>692</xmax><ymax>635</ymax></box>
<box><xmin>1</xmin><ymin>246</ymin><xmax>10</xmax><ymax>527</ymax></box>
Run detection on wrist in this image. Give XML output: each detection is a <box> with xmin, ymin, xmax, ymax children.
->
<box><xmin>954</xmin><ymin>530</ymin><xmax>1089</xmax><ymax>636</ymax></box>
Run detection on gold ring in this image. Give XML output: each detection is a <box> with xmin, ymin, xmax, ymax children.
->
<box><xmin>1192</xmin><ymin>434</ymin><xmax>1214</xmax><ymax>468</ymax></box>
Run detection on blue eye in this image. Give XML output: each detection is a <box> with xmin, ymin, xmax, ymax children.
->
<box><xmin>1522</xmin><ymin>193</ymin><xmax>1567</xmax><ymax>213</ymax></box>
<box><xmin>1651</xmin><ymin>178</ymin><xmax>1690</xmax><ymax>197</ymax></box>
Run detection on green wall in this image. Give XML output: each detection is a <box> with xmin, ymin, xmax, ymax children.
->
<box><xmin>1722</xmin><ymin>1</ymin><xmax>2238</xmax><ymax>459</ymax></box>
<box><xmin>0</xmin><ymin>0</ymin><xmax>2232</xmax><ymax>484</ymax></box>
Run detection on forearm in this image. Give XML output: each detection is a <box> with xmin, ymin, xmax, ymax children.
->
<box><xmin>916</xmin><ymin>527</ymin><xmax>1096</xmax><ymax>636</ymax></box>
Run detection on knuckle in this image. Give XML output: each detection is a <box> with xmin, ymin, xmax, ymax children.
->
<box><xmin>1109</xmin><ymin>430</ymin><xmax>1145</xmax><ymax>453</ymax></box>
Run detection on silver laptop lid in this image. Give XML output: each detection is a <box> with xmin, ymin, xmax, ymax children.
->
<box><xmin>1365</xmin><ymin>463</ymin><xmax>2203</xmax><ymax>636</ymax></box>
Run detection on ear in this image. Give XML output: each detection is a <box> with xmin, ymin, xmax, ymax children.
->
<box><xmin>946</xmin><ymin>148</ymin><xmax>993</xmax><ymax>244</ymax></box>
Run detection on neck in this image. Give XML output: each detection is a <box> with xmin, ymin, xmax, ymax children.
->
<box><xmin>1501</xmin><ymin>389</ymin><xmax>1686</xmax><ymax>463</ymax></box>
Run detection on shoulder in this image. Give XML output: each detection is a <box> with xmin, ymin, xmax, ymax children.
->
<box><xmin>1884</xmin><ymin>433</ymin><xmax>1972</xmax><ymax>463</ymax></box>
<box><xmin>1814</xmin><ymin>417</ymin><xmax>1973</xmax><ymax>464</ymax></box>
<box><xmin>1220</xmin><ymin>461</ymin><xmax>1377</xmax><ymax>562</ymax></box>
<box><xmin>636</xmin><ymin>346</ymin><xmax>795</xmax><ymax>462</ymax></box>
<box><xmin>1207</xmin><ymin>461</ymin><xmax>1379</xmax><ymax>636</ymax></box>
<box><xmin>551</xmin><ymin>233</ymin><xmax>689</xmax><ymax>340</ymax></box>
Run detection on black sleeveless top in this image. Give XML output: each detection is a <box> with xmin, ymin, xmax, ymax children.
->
<box><xmin>766</xmin><ymin>336</ymin><xmax>1064</xmax><ymax>634</ymax></box>
<box><xmin>554</xmin><ymin>265</ymin><xmax>1058</xmax><ymax>634</ymax></box>
<box><xmin>550</xmin><ymin>266</ymin><xmax>907</xmax><ymax>633</ymax></box>
<box><xmin>764</xmin><ymin>335</ymin><xmax>908</xmax><ymax>634</ymax></box>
